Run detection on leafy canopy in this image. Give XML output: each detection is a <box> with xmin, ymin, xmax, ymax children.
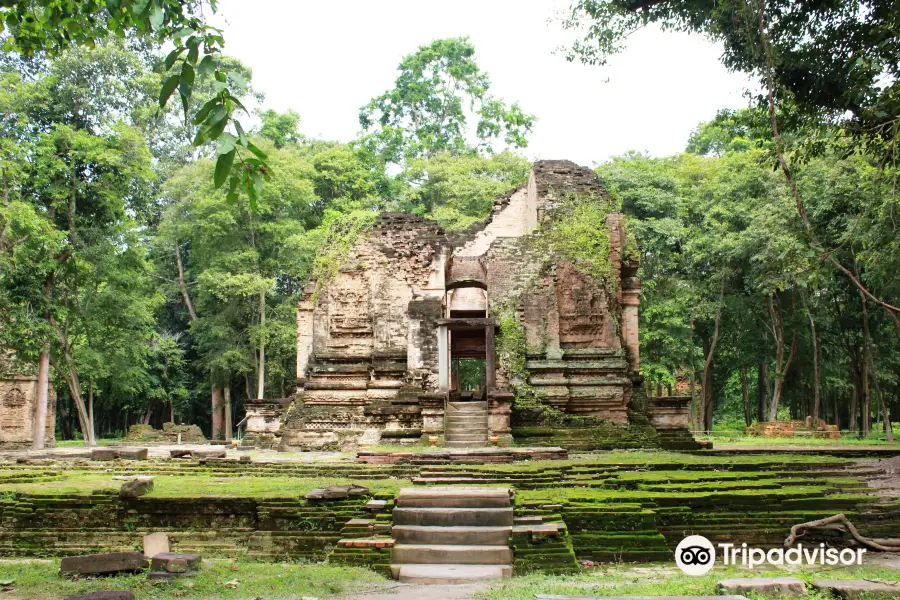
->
<box><xmin>359</xmin><ymin>37</ymin><xmax>535</xmax><ymax>165</ymax></box>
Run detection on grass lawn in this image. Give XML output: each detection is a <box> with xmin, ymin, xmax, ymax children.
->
<box><xmin>481</xmin><ymin>563</ymin><xmax>900</xmax><ymax>600</ymax></box>
<box><xmin>0</xmin><ymin>559</ymin><xmax>389</xmax><ymax>600</ymax></box>
<box><xmin>2</xmin><ymin>559</ymin><xmax>897</xmax><ymax>599</ymax></box>
<box><xmin>0</xmin><ymin>473</ymin><xmax>413</xmax><ymax>497</ymax></box>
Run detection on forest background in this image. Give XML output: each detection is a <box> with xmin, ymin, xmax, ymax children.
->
<box><xmin>1</xmin><ymin>0</ymin><xmax>898</xmax><ymax>444</ymax></box>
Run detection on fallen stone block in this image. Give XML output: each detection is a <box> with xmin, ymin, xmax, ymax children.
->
<box><xmin>119</xmin><ymin>478</ymin><xmax>153</xmax><ymax>499</ymax></box>
<box><xmin>322</xmin><ymin>484</ymin><xmax>369</xmax><ymax>499</ymax></box>
<box><xmin>717</xmin><ymin>577</ymin><xmax>807</xmax><ymax>597</ymax></box>
<box><xmin>169</xmin><ymin>449</ymin><xmax>192</xmax><ymax>458</ymax></box>
<box><xmin>91</xmin><ymin>448</ymin><xmax>118</xmax><ymax>461</ymax></box>
<box><xmin>115</xmin><ymin>447</ymin><xmax>148</xmax><ymax>460</ymax></box>
<box><xmin>812</xmin><ymin>579</ymin><xmax>900</xmax><ymax>599</ymax></box>
<box><xmin>190</xmin><ymin>448</ymin><xmax>226</xmax><ymax>459</ymax></box>
<box><xmin>60</xmin><ymin>552</ymin><xmax>148</xmax><ymax>575</ymax></box>
<box><xmin>142</xmin><ymin>532</ymin><xmax>169</xmax><ymax>558</ymax></box>
<box><xmin>63</xmin><ymin>592</ymin><xmax>136</xmax><ymax>600</ymax></box>
<box><xmin>150</xmin><ymin>552</ymin><xmax>201</xmax><ymax>573</ymax></box>
<box><xmin>365</xmin><ymin>499</ymin><xmax>387</xmax><ymax>511</ymax></box>
<box><xmin>305</xmin><ymin>489</ymin><xmax>326</xmax><ymax>500</ymax></box>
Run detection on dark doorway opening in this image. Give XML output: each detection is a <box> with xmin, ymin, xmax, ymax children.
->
<box><xmin>449</xmin><ymin>326</ymin><xmax>486</xmax><ymax>399</ymax></box>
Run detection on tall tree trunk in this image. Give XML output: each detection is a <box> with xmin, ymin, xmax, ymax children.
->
<box><xmin>833</xmin><ymin>389</ymin><xmax>840</xmax><ymax>429</ymax></box>
<box><xmin>859</xmin><ymin>290</ymin><xmax>894</xmax><ymax>442</ymax></box>
<box><xmin>174</xmin><ymin>241</ymin><xmax>198</xmax><ymax>322</ymax></box>
<box><xmin>211</xmin><ymin>386</ymin><xmax>223</xmax><ymax>440</ymax></box>
<box><xmin>49</xmin><ymin>356</ymin><xmax>94</xmax><ymax>446</ymax></box>
<box><xmin>700</xmin><ymin>279</ymin><xmax>726</xmax><ymax>432</ymax></box>
<box><xmin>767</xmin><ymin>294</ymin><xmax>798</xmax><ymax>421</ymax></box>
<box><xmin>88</xmin><ymin>379</ymin><xmax>95</xmax><ymax>442</ymax></box>
<box><xmin>169</xmin><ymin>400</ymin><xmax>174</xmax><ymax>424</ymax></box>
<box><xmin>757</xmin><ymin>361</ymin><xmax>768</xmax><ymax>422</ymax></box>
<box><xmin>800</xmin><ymin>291</ymin><xmax>822</xmax><ymax>426</ymax></box>
<box><xmin>224</xmin><ymin>386</ymin><xmax>232</xmax><ymax>442</ymax></box>
<box><xmin>32</xmin><ymin>350</ymin><xmax>50</xmax><ymax>449</ymax></box>
<box><xmin>740</xmin><ymin>366</ymin><xmax>751</xmax><ymax>428</ymax></box>
<box><xmin>257</xmin><ymin>289</ymin><xmax>266</xmax><ymax>402</ymax></box>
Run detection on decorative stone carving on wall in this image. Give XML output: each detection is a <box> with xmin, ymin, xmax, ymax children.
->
<box><xmin>0</xmin><ymin>388</ymin><xmax>27</xmax><ymax>431</ymax></box>
<box><xmin>555</xmin><ymin>262</ymin><xmax>618</xmax><ymax>348</ymax></box>
<box><xmin>328</xmin><ymin>273</ymin><xmax>372</xmax><ymax>338</ymax></box>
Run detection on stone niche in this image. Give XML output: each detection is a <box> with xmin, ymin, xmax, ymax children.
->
<box><xmin>0</xmin><ymin>375</ymin><xmax>56</xmax><ymax>450</ymax></box>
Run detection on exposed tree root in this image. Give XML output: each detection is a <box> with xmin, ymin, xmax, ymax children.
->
<box><xmin>785</xmin><ymin>513</ymin><xmax>900</xmax><ymax>551</ymax></box>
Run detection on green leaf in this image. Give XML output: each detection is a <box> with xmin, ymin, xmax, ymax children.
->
<box><xmin>173</xmin><ymin>28</ymin><xmax>194</xmax><ymax>39</ymax></box>
<box><xmin>186</xmin><ymin>45</ymin><xmax>199</xmax><ymax>65</ymax></box>
<box><xmin>227</xmin><ymin>94</ymin><xmax>249</xmax><ymax>115</ymax></box>
<box><xmin>133</xmin><ymin>0</ymin><xmax>151</xmax><ymax>14</ymax></box>
<box><xmin>226</xmin><ymin>175</ymin><xmax>240</xmax><ymax>203</ymax></box>
<box><xmin>217</xmin><ymin>133</ymin><xmax>237</xmax><ymax>155</ymax></box>
<box><xmin>244</xmin><ymin>171</ymin><xmax>258</xmax><ymax>211</ymax></box>
<box><xmin>192</xmin><ymin>98</ymin><xmax>219</xmax><ymax>126</ymax></box>
<box><xmin>163</xmin><ymin>46</ymin><xmax>184</xmax><ymax>71</ymax></box>
<box><xmin>234</xmin><ymin>120</ymin><xmax>247</xmax><ymax>145</ymax></box>
<box><xmin>106</xmin><ymin>0</ymin><xmax>121</xmax><ymax>12</ymax></box>
<box><xmin>229</xmin><ymin>72</ymin><xmax>248</xmax><ymax>91</ymax></box>
<box><xmin>246</xmin><ymin>142</ymin><xmax>268</xmax><ymax>161</ymax></box>
<box><xmin>149</xmin><ymin>1</ymin><xmax>164</xmax><ymax>29</ymax></box>
<box><xmin>159</xmin><ymin>74</ymin><xmax>179</xmax><ymax>109</ymax></box>
<box><xmin>192</xmin><ymin>125</ymin><xmax>211</xmax><ymax>147</ymax></box>
<box><xmin>214</xmin><ymin>149</ymin><xmax>235</xmax><ymax>188</ymax></box>
<box><xmin>179</xmin><ymin>62</ymin><xmax>195</xmax><ymax>102</ymax></box>
<box><xmin>197</xmin><ymin>55</ymin><xmax>216</xmax><ymax>76</ymax></box>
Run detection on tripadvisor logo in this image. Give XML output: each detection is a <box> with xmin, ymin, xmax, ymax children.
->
<box><xmin>675</xmin><ymin>535</ymin><xmax>866</xmax><ymax>576</ymax></box>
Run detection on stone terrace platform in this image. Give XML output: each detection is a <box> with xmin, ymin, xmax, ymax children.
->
<box><xmin>356</xmin><ymin>447</ymin><xmax>568</xmax><ymax>465</ymax></box>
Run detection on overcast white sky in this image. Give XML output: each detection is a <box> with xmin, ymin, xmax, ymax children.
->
<box><xmin>213</xmin><ymin>0</ymin><xmax>753</xmax><ymax>166</ymax></box>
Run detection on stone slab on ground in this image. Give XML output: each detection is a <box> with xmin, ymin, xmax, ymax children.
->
<box><xmin>119</xmin><ymin>478</ymin><xmax>153</xmax><ymax>498</ymax></box>
<box><xmin>60</xmin><ymin>552</ymin><xmax>148</xmax><ymax>575</ymax></box>
<box><xmin>392</xmin><ymin>564</ymin><xmax>512</xmax><ymax>584</ymax></box>
<box><xmin>142</xmin><ymin>532</ymin><xmax>170</xmax><ymax>558</ymax></box>
<box><xmin>115</xmin><ymin>447</ymin><xmax>148</xmax><ymax>460</ymax></box>
<box><xmin>812</xmin><ymin>579</ymin><xmax>900</xmax><ymax>599</ymax></box>
<box><xmin>90</xmin><ymin>448</ymin><xmax>118</xmax><ymax>461</ymax></box>
<box><xmin>190</xmin><ymin>448</ymin><xmax>226</xmax><ymax>459</ymax></box>
<box><xmin>63</xmin><ymin>592</ymin><xmax>136</xmax><ymax>600</ymax></box>
<box><xmin>306</xmin><ymin>484</ymin><xmax>369</xmax><ymax>500</ymax></box>
<box><xmin>150</xmin><ymin>552</ymin><xmax>201</xmax><ymax>573</ymax></box>
<box><xmin>717</xmin><ymin>577</ymin><xmax>807</xmax><ymax>597</ymax></box>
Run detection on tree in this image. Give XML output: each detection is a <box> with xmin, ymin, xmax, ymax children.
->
<box><xmin>1</xmin><ymin>0</ymin><xmax>271</xmax><ymax>202</ymax></box>
<box><xmin>359</xmin><ymin>38</ymin><xmax>535</xmax><ymax>166</ymax></box>
<box><xmin>563</xmin><ymin>0</ymin><xmax>900</xmax><ymax>334</ymax></box>
<box><xmin>154</xmin><ymin>141</ymin><xmax>324</xmax><ymax>437</ymax></box>
<box><xmin>400</xmin><ymin>151</ymin><xmax>531</xmax><ymax>229</ymax></box>
<box><xmin>0</xmin><ymin>42</ymin><xmax>160</xmax><ymax>445</ymax></box>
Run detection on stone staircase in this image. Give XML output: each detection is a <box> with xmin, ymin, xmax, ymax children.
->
<box><xmin>390</xmin><ymin>487</ymin><xmax>514</xmax><ymax>584</ymax></box>
<box><xmin>445</xmin><ymin>401</ymin><xmax>489</xmax><ymax>447</ymax></box>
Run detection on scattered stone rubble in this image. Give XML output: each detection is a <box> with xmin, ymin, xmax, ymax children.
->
<box><xmin>305</xmin><ymin>484</ymin><xmax>370</xmax><ymax>500</ymax></box>
<box><xmin>118</xmin><ymin>476</ymin><xmax>153</xmax><ymax>499</ymax></box>
<box><xmin>123</xmin><ymin>422</ymin><xmax>206</xmax><ymax>443</ymax></box>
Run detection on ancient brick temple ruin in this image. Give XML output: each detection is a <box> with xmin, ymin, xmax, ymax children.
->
<box><xmin>245</xmin><ymin>160</ymin><xmax>696</xmax><ymax>451</ymax></box>
<box><xmin>0</xmin><ymin>356</ymin><xmax>56</xmax><ymax>450</ymax></box>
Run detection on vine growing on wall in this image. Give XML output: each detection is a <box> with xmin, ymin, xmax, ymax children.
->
<box><xmin>544</xmin><ymin>193</ymin><xmax>618</xmax><ymax>288</ymax></box>
<box><xmin>310</xmin><ymin>210</ymin><xmax>378</xmax><ymax>301</ymax></box>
